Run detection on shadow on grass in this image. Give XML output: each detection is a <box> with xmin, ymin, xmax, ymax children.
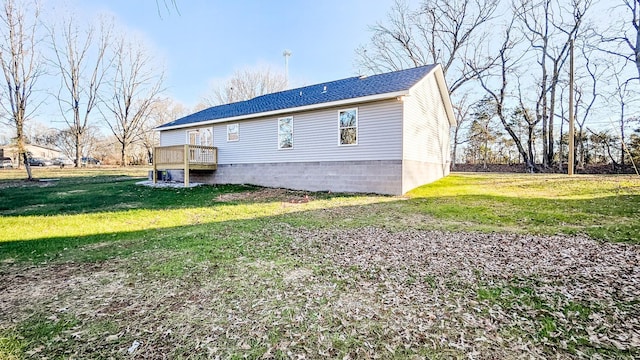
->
<box><xmin>0</xmin><ymin>190</ymin><xmax>638</xmax><ymax>266</ymax></box>
<box><xmin>0</xmin><ymin>175</ymin><xmax>362</xmax><ymax>217</ymax></box>
<box><xmin>0</xmin><ymin>215</ymin><xmax>294</xmax><ymax>267</ymax></box>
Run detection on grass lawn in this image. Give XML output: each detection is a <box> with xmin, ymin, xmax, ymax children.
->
<box><xmin>0</xmin><ymin>169</ymin><xmax>639</xmax><ymax>359</ymax></box>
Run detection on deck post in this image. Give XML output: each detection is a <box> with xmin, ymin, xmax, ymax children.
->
<box><xmin>153</xmin><ymin>147</ymin><xmax>157</xmax><ymax>184</ymax></box>
<box><xmin>183</xmin><ymin>144</ymin><xmax>189</xmax><ymax>187</ymax></box>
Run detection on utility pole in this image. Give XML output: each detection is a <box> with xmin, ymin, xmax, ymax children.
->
<box><xmin>568</xmin><ymin>39</ymin><xmax>575</xmax><ymax>176</ymax></box>
<box><xmin>283</xmin><ymin>50</ymin><xmax>291</xmax><ymax>89</ymax></box>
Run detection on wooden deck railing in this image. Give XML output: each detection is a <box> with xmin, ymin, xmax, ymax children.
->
<box><xmin>153</xmin><ymin>145</ymin><xmax>217</xmax><ymax>186</ymax></box>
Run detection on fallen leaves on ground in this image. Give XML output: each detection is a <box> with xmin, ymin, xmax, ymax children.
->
<box><xmin>1</xmin><ymin>226</ymin><xmax>638</xmax><ymax>359</ymax></box>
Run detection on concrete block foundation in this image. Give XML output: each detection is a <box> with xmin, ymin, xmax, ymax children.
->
<box><xmin>150</xmin><ymin>160</ymin><xmax>402</xmax><ymax>195</ymax></box>
<box><xmin>149</xmin><ymin>160</ymin><xmax>447</xmax><ymax>195</ymax></box>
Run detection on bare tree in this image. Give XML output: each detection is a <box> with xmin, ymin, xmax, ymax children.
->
<box><xmin>55</xmin><ymin>125</ymin><xmax>103</xmax><ymax>161</ymax></box>
<box><xmin>355</xmin><ymin>0</ymin><xmax>498</xmax><ymax>95</ymax></box>
<box><xmin>24</xmin><ymin>120</ymin><xmax>57</xmax><ymax>148</ymax></box>
<box><xmin>156</xmin><ymin>0</ymin><xmax>179</xmax><ymax>17</ymax></box>
<box><xmin>515</xmin><ymin>0</ymin><xmax>592</xmax><ymax>168</ymax></box>
<box><xmin>513</xmin><ymin>89</ymin><xmax>539</xmax><ymax>170</ymax></box>
<box><xmin>471</xmin><ymin>18</ymin><xmax>535</xmax><ymax>171</ymax></box>
<box><xmin>138</xmin><ymin>97</ymin><xmax>187</xmax><ymax>163</ymax></box>
<box><xmin>598</xmin><ymin>0</ymin><xmax>640</xmax><ymax>82</ymax></box>
<box><xmin>468</xmin><ymin>96</ymin><xmax>498</xmax><ymax>169</ymax></box>
<box><xmin>450</xmin><ymin>92</ymin><xmax>473</xmax><ymax>168</ymax></box>
<box><xmin>201</xmin><ymin>66</ymin><xmax>287</xmax><ymax>106</ymax></box>
<box><xmin>625</xmin><ymin>0</ymin><xmax>640</xmax><ymax>81</ymax></box>
<box><xmin>0</xmin><ymin>0</ymin><xmax>42</xmax><ymax>179</ymax></box>
<box><xmin>587</xmin><ymin>128</ymin><xmax>618</xmax><ymax>166</ymax></box>
<box><xmin>356</xmin><ymin>0</ymin><xmax>500</xmax><ymax>172</ymax></box>
<box><xmin>103</xmin><ymin>35</ymin><xmax>164</xmax><ymax>166</ymax></box>
<box><xmin>50</xmin><ymin>16</ymin><xmax>113</xmax><ymax>167</ymax></box>
<box><xmin>573</xmin><ymin>45</ymin><xmax>600</xmax><ymax>169</ymax></box>
<box><xmin>608</xmin><ymin>60</ymin><xmax>639</xmax><ymax>167</ymax></box>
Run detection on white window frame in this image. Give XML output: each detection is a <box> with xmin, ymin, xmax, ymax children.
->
<box><xmin>338</xmin><ymin>108</ymin><xmax>358</xmax><ymax>146</ymax></box>
<box><xmin>186</xmin><ymin>128</ymin><xmax>214</xmax><ymax>146</ymax></box>
<box><xmin>200</xmin><ymin>128</ymin><xmax>213</xmax><ymax>146</ymax></box>
<box><xmin>277</xmin><ymin>116</ymin><xmax>294</xmax><ymax>150</ymax></box>
<box><xmin>186</xmin><ymin>130</ymin><xmax>201</xmax><ymax>145</ymax></box>
<box><xmin>227</xmin><ymin>123</ymin><xmax>239</xmax><ymax>142</ymax></box>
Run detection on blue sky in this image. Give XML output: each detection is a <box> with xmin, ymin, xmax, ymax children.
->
<box><xmin>69</xmin><ymin>0</ymin><xmax>396</xmax><ymax>109</ymax></box>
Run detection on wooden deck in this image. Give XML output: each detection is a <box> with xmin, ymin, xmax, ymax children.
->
<box><xmin>153</xmin><ymin>145</ymin><xmax>217</xmax><ymax>186</ymax></box>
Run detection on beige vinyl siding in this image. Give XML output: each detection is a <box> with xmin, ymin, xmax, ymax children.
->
<box><xmin>210</xmin><ymin>99</ymin><xmax>403</xmax><ymax>164</ymax></box>
<box><xmin>402</xmin><ymin>74</ymin><xmax>451</xmax><ymax>164</ymax></box>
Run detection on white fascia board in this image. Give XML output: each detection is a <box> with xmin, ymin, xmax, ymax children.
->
<box><xmin>154</xmin><ymin>90</ymin><xmax>410</xmax><ymax>131</ymax></box>
<box><xmin>407</xmin><ymin>64</ymin><xmax>456</xmax><ymax>127</ymax></box>
<box><xmin>432</xmin><ymin>65</ymin><xmax>457</xmax><ymax>127</ymax></box>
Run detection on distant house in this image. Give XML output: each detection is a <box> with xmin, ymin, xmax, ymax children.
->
<box><xmin>154</xmin><ymin>65</ymin><xmax>456</xmax><ymax>195</ymax></box>
<box><xmin>1</xmin><ymin>144</ymin><xmax>62</xmax><ymax>165</ymax></box>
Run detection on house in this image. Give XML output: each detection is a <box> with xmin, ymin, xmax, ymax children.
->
<box><xmin>1</xmin><ymin>143</ymin><xmax>62</xmax><ymax>165</ymax></box>
<box><xmin>154</xmin><ymin>65</ymin><xmax>456</xmax><ymax>195</ymax></box>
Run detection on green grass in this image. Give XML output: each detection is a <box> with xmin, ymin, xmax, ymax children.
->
<box><xmin>0</xmin><ymin>171</ymin><xmax>638</xmax><ymax>265</ymax></box>
<box><xmin>0</xmin><ymin>170</ymin><xmax>639</xmax><ymax>358</ymax></box>
<box><xmin>404</xmin><ymin>173</ymin><xmax>640</xmax><ymax>241</ymax></box>
<box><xmin>2</xmin><ymin>171</ymin><xmax>638</xmax><ymax>250</ymax></box>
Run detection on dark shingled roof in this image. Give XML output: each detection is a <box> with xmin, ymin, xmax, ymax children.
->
<box><xmin>157</xmin><ymin>65</ymin><xmax>436</xmax><ymax>129</ymax></box>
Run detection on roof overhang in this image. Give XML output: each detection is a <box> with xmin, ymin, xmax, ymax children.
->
<box><xmin>155</xmin><ymin>90</ymin><xmax>410</xmax><ymax>131</ymax></box>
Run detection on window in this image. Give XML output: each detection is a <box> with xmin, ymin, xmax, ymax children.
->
<box><xmin>278</xmin><ymin>117</ymin><xmax>293</xmax><ymax>149</ymax></box>
<box><xmin>187</xmin><ymin>130</ymin><xmax>200</xmax><ymax>145</ymax></box>
<box><xmin>201</xmin><ymin>128</ymin><xmax>213</xmax><ymax>146</ymax></box>
<box><xmin>227</xmin><ymin>123</ymin><xmax>239</xmax><ymax>142</ymax></box>
<box><xmin>187</xmin><ymin>128</ymin><xmax>213</xmax><ymax>145</ymax></box>
<box><xmin>339</xmin><ymin>108</ymin><xmax>358</xmax><ymax>145</ymax></box>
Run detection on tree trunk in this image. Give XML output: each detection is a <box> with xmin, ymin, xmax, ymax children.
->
<box><xmin>621</xmin><ymin>121</ymin><xmax>626</xmax><ymax>167</ymax></box>
<box><xmin>75</xmin><ymin>132</ymin><xmax>81</xmax><ymax>168</ymax></box>
<box><xmin>22</xmin><ymin>152</ymin><xmax>33</xmax><ymax>180</ymax></box>
<box><xmin>636</xmin><ymin>19</ymin><xmax>640</xmax><ymax>82</ymax></box>
<box><xmin>541</xmin><ymin>98</ymin><xmax>548</xmax><ymax>167</ymax></box>
<box><xmin>578</xmin><ymin>128</ymin><xmax>585</xmax><ymax>169</ymax></box>
<box><xmin>547</xmin><ymin>62</ymin><xmax>560</xmax><ymax>167</ymax></box>
<box><xmin>121</xmin><ymin>144</ymin><xmax>126</xmax><ymax>167</ymax></box>
<box><xmin>527</xmin><ymin>125</ymin><xmax>536</xmax><ymax>172</ymax></box>
<box><xmin>16</xmin><ymin>126</ymin><xmax>33</xmax><ymax>180</ymax></box>
<box><xmin>558</xmin><ymin>117</ymin><xmax>564</xmax><ymax>172</ymax></box>
<box><xmin>451</xmin><ymin>127</ymin><xmax>460</xmax><ymax>170</ymax></box>
<box><xmin>540</xmin><ymin>30</ymin><xmax>549</xmax><ymax>168</ymax></box>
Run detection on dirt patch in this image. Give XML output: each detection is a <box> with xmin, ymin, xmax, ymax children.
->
<box><xmin>215</xmin><ymin>188</ymin><xmax>315</xmax><ymax>203</ymax></box>
<box><xmin>55</xmin><ymin>189</ymin><xmax>88</xmax><ymax>196</ymax></box>
<box><xmin>81</xmin><ymin>241</ymin><xmax>112</xmax><ymax>251</ymax></box>
<box><xmin>0</xmin><ymin>261</ymin><xmax>129</xmax><ymax>323</ymax></box>
<box><xmin>0</xmin><ymin>179</ymin><xmax>56</xmax><ymax>189</ymax></box>
<box><xmin>283</xmin><ymin>268</ymin><xmax>313</xmax><ymax>283</ymax></box>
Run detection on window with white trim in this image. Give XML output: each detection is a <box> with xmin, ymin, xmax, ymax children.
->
<box><xmin>227</xmin><ymin>123</ymin><xmax>239</xmax><ymax>142</ymax></box>
<box><xmin>187</xmin><ymin>128</ymin><xmax>213</xmax><ymax>146</ymax></box>
<box><xmin>278</xmin><ymin>116</ymin><xmax>293</xmax><ymax>149</ymax></box>
<box><xmin>201</xmin><ymin>128</ymin><xmax>213</xmax><ymax>146</ymax></box>
<box><xmin>338</xmin><ymin>108</ymin><xmax>358</xmax><ymax>145</ymax></box>
<box><xmin>187</xmin><ymin>130</ymin><xmax>200</xmax><ymax>145</ymax></box>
